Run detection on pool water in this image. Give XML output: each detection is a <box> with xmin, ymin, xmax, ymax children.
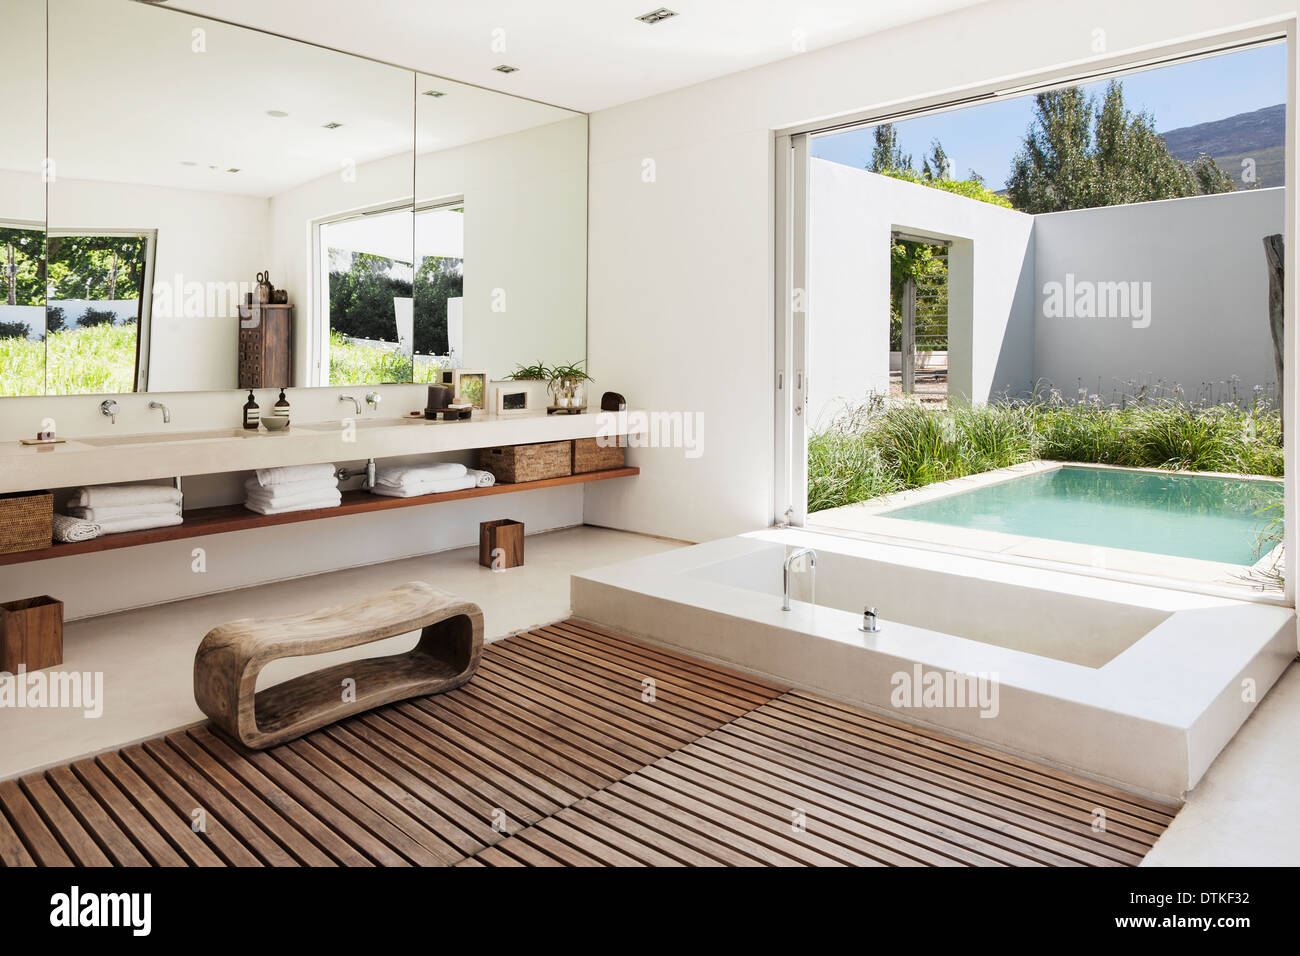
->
<box><xmin>881</xmin><ymin>466</ymin><xmax>1282</xmax><ymax>565</ymax></box>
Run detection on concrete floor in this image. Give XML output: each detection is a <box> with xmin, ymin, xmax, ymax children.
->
<box><xmin>0</xmin><ymin>526</ymin><xmax>684</xmax><ymax>781</ymax></box>
<box><xmin>1143</xmin><ymin>659</ymin><xmax>1300</xmax><ymax>866</ymax></box>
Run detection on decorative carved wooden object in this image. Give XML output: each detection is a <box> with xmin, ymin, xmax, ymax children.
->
<box><xmin>237</xmin><ymin>303</ymin><xmax>293</xmax><ymax>389</ymax></box>
<box><xmin>193</xmin><ymin>581</ymin><xmax>482</xmax><ymax>749</ymax></box>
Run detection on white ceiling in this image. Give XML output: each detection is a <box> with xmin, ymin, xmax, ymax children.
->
<box><xmin>26</xmin><ymin>0</ymin><xmax>577</xmax><ymax>198</ymax></box>
<box><xmin>170</xmin><ymin>0</ymin><xmax>993</xmax><ymax>113</ymax></box>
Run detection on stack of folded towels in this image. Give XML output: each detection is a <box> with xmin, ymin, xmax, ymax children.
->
<box><xmin>67</xmin><ymin>483</ymin><xmax>184</xmax><ymax>535</ymax></box>
<box><xmin>244</xmin><ymin>463</ymin><xmax>341</xmax><ymax>515</ymax></box>
<box><xmin>370</xmin><ymin>462</ymin><xmax>495</xmax><ymax>498</ymax></box>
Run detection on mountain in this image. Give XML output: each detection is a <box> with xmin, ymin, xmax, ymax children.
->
<box><xmin>1160</xmin><ymin>104</ymin><xmax>1285</xmax><ymax>189</ymax></box>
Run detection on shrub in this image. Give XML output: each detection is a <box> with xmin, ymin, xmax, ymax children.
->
<box><xmin>77</xmin><ymin>308</ymin><xmax>119</xmax><ymax>327</ymax></box>
<box><xmin>808</xmin><ymin>395</ymin><xmax>1283</xmax><ymax>513</ymax></box>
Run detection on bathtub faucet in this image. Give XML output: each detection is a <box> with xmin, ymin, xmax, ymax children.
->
<box><xmin>782</xmin><ymin>548</ymin><xmax>817</xmax><ymax>611</ymax></box>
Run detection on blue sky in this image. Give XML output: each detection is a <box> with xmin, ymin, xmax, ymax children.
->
<box><xmin>811</xmin><ymin>44</ymin><xmax>1287</xmax><ymax>190</ymax></box>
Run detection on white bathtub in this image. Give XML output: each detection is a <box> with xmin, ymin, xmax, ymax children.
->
<box><xmin>572</xmin><ymin>528</ymin><xmax>1295</xmax><ymax>801</ymax></box>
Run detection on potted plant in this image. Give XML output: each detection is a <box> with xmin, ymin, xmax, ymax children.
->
<box><xmin>506</xmin><ymin>361</ymin><xmax>552</xmax><ymax>382</ymax></box>
<box><xmin>547</xmin><ymin>361</ymin><xmax>594</xmax><ymax>409</ymax></box>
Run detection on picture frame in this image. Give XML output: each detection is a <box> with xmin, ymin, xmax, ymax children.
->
<box><xmin>494</xmin><ymin>384</ymin><xmax>532</xmax><ymax>415</ymax></box>
<box><xmin>451</xmin><ymin>369</ymin><xmax>488</xmax><ymax>410</ymax></box>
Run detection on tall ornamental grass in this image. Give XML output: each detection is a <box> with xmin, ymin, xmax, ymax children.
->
<box><xmin>810</xmin><ymin>396</ymin><xmax>1283</xmax><ymax>514</ymax></box>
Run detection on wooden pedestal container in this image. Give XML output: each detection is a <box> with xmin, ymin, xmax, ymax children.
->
<box><xmin>480</xmin><ymin>519</ymin><xmax>524</xmax><ymax>570</ymax></box>
<box><xmin>0</xmin><ymin>595</ymin><xmax>64</xmax><ymax>672</ymax></box>
<box><xmin>238</xmin><ymin>303</ymin><xmax>294</xmax><ymax>388</ymax></box>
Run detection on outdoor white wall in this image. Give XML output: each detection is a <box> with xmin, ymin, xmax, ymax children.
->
<box><xmin>807</xmin><ymin>161</ymin><xmax>891</xmax><ymax>429</ymax></box>
<box><xmin>806</xmin><ymin>160</ymin><xmax>1035</xmax><ymax>425</ymax></box>
<box><xmin>1034</xmin><ymin>188</ymin><xmax>1285</xmax><ymax>401</ymax></box>
<box><xmin>585</xmin><ymin>0</ymin><xmax>1299</xmax><ymax>542</ymax></box>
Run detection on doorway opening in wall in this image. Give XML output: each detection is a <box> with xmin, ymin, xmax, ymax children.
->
<box><xmin>891</xmin><ymin>232</ymin><xmax>949</xmax><ymax>407</ymax></box>
<box><xmin>780</xmin><ymin>32</ymin><xmax>1291</xmax><ymax>598</ymax></box>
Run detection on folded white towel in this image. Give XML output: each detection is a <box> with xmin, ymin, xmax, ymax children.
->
<box><xmin>71</xmin><ymin>484</ymin><xmax>182</xmax><ymax>508</ymax></box>
<box><xmin>94</xmin><ymin>513</ymin><xmax>184</xmax><ymax>535</ymax></box>
<box><xmin>369</xmin><ymin>474</ymin><xmax>478</xmax><ymax>498</ymax></box>
<box><xmin>469</xmin><ymin>468</ymin><xmax>495</xmax><ymax>488</ymax></box>
<box><xmin>374</xmin><ymin>462</ymin><xmax>467</xmax><ymax>488</ymax></box>
<box><xmin>254</xmin><ymin>463</ymin><xmax>337</xmax><ymax>488</ymax></box>
<box><xmin>243</xmin><ymin>490</ymin><xmax>342</xmax><ymax>515</ymax></box>
<box><xmin>69</xmin><ymin>502</ymin><xmax>181</xmax><ymax>522</ymax></box>
<box><xmin>53</xmin><ymin>513</ymin><xmax>101</xmax><ymax>542</ymax></box>
<box><xmin>243</xmin><ymin>476</ymin><xmax>338</xmax><ymax>505</ymax></box>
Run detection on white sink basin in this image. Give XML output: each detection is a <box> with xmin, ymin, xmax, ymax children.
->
<box><xmin>78</xmin><ymin>427</ymin><xmax>257</xmax><ymax>447</ymax></box>
<box><xmin>295</xmin><ymin>418</ymin><xmax>429</xmax><ymax>432</ymax></box>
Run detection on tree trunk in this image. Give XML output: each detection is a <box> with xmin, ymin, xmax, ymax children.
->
<box><xmin>108</xmin><ymin>250</ymin><xmax>119</xmax><ymax>301</ymax></box>
<box><xmin>1264</xmin><ymin>234</ymin><xmax>1284</xmax><ymax>430</ymax></box>
<box><xmin>5</xmin><ymin>243</ymin><xmax>15</xmax><ymax>306</ymax></box>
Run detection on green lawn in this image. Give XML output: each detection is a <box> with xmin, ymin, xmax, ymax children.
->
<box><xmin>1</xmin><ymin>323</ymin><xmax>139</xmax><ymax>395</ymax></box>
<box><xmin>328</xmin><ymin>330</ymin><xmax>444</xmax><ymax>385</ymax></box>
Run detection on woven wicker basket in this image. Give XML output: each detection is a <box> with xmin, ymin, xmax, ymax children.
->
<box><xmin>573</xmin><ymin>437</ymin><xmax>626</xmax><ymax>473</ymax></box>
<box><xmin>478</xmin><ymin>441</ymin><xmax>572</xmax><ymax>483</ymax></box>
<box><xmin>0</xmin><ymin>491</ymin><xmax>53</xmax><ymax>555</ymax></box>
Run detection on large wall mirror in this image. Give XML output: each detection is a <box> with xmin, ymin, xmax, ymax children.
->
<box><xmin>0</xmin><ymin>0</ymin><xmax>587</xmax><ymax>398</ymax></box>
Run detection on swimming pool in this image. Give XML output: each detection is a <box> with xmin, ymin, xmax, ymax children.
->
<box><xmin>880</xmin><ymin>466</ymin><xmax>1281</xmax><ymax>565</ymax></box>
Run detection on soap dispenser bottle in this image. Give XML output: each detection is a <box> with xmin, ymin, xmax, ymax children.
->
<box><xmin>243</xmin><ymin>390</ymin><xmax>260</xmax><ymax>430</ymax></box>
<box><xmin>273</xmin><ymin>388</ymin><xmax>290</xmax><ymax>423</ymax></box>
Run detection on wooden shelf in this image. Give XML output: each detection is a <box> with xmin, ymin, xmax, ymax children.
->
<box><xmin>0</xmin><ymin>467</ymin><xmax>638</xmax><ymax>567</ymax></box>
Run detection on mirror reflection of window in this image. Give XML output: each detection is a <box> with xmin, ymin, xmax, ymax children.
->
<box><xmin>44</xmin><ymin>233</ymin><xmax>151</xmax><ymax>395</ymax></box>
<box><xmin>321</xmin><ymin>208</ymin><xmax>415</xmax><ymax>386</ymax></box>
<box><xmin>414</xmin><ymin>202</ymin><xmax>464</xmax><ymax>380</ymax></box>
<box><xmin>0</xmin><ymin>225</ymin><xmax>46</xmax><ymax>396</ymax></box>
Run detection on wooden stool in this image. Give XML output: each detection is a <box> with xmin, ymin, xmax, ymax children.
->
<box><xmin>193</xmin><ymin>581</ymin><xmax>482</xmax><ymax>749</ymax></box>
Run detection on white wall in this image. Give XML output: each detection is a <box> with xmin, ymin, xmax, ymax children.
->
<box><xmin>806</xmin><ymin>160</ymin><xmax>1035</xmax><ymax>425</ymax></box>
<box><xmin>1034</xmin><ymin>188</ymin><xmax>1285</xmax><ymax>400</ymax></box>
<box><xmin>584</xmin><ymin>0</ymin><xmax>1298</xmax><ymax>541</ymax></box>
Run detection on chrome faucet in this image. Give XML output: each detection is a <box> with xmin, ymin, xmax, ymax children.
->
<box><xmin>365</xmin><ymin>391</ymin><xmax>382</xmax><ymax>410</ymax></box>
<box><xmin>148</xmin><ymin>400</ymin><xmax>171</xmax><ymax>424</ymax></box>
<box><xmin>339</xmin><ymin>394</ymin><xmax>361</xmax><ymax>415</ymax></box>
<box><xmin>782</xmin><ymin>547</ymin><xmax>817</xmax><ymax>611</ymax></box>
<box><xmin>99</xmin><ymin>399</ymin><xmax>119</xmax><ymax>424</ymax></box>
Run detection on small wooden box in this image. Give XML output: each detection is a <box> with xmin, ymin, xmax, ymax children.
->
<box><xmin>573</xmin><ymin>437</ymin><xmax>626</xmax><ymax>473</ymax></box>
<box><xmin>0</xmin><ymin>595</ymin><xmax>64</xmax><ymax>672</ymax></box>
<box><xmin>478</xmin><ymin>441</ymin><xmax>572</xmax><ymax>483</ymax></box>
<box><xmin>479</xmin><ymin>520</ymin><xmax>524</xmax><ymax>570</ymax></box>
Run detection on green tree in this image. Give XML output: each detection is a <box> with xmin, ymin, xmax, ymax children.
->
<box><xmin>922</xmin><ymin>139</ymin><xmax>951</xmax><ymax>181</ymax></box>
<box><xmin>869</xmin><ymin>123</ymin><xmax>912</xmax><ymax>173</ymax></box>
<box><xmin>1007</xmin><ymin>81</ymin><xmax>1235</xmax><ymax>213</ymax></box>
<box><xmin>412</xmin><ymin>255</ymin><xmax>463</xmax><ymax>357</ymax></box>
<box><xmin>0</xmin><ymin>227</ymin><xmax>44</xmax><ymax>307</ymax></box>
<box><xmin>46</xmin><ymin>235</ymin><xmax>146</xmax><ymax>301</ymax></box>
<box><xmin>328</xmin><ymin>251</ymin><xmax>410</xmax><ymax>343</ymax></box>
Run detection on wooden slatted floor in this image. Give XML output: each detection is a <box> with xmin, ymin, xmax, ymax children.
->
<box><xmin>0</xmin><ymin>620</ymin><xmax>1177</xmax><ymax>867</ymax></box>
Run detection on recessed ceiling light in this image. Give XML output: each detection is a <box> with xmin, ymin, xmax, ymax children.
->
<box><xmin>266</xmin><ymin>109</ymin><xmax>289</xmax><ymax>118</ymax></box>
<box><xmin>180</xmin><ymin>160</ymin><xmax>197</xmax><ymax>166</ymax></box>
<box><xmin>492</xmin><ymin>64</ymin><xmax>519</xmax><ymax>74</ymax></box>
<box><xmin>423</xmin><ymin>89</ymin><xmax>446</xmax><ymax>98</ymax></box>
<box><xmin>636</xmin><ymin>7</ymin><xmax>677</xmax><ymax>24</ymax></box>
<box><xmin>321</xmin><ymin>121</ymin><xmax>344</xmax><ymax>129</ymax></box>
<box><xmin>226</xmin><ymin>168</ymin><xmax>241</xmax><ymax>173</ymax></box>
